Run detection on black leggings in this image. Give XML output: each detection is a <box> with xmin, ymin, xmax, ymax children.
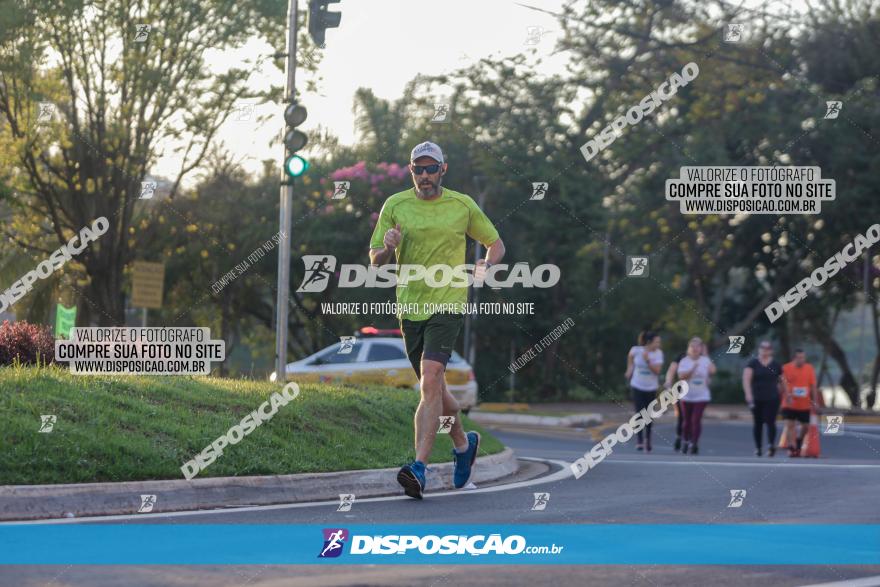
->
<box><xmin>632</xmin><ymin>388</ymin><xmax>656</xmax><ymax>443</ymax></box>
<box><xmin>751</xmin><ymin>399</ymin><xmax>780</xmax><ymax>449</ymax></box>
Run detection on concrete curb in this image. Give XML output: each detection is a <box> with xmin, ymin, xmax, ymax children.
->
<box><xmin>469</xmin><ymin>411</ymin><xmax>602</xmax><ymax>428</ymax></box>
<box><xmin>704</xmin><ymin>408</ymin><xmax>880</xmax><ymax>423</ymax></box>
<box><xmin>0</xmin><ymin>448</ymin><xmax>517</xmax><ymax>522</ymax></box>
<box><xmin>704</xmin><ymin>408</ymin><xmax>749</xmax><ymax>421</ymax></box>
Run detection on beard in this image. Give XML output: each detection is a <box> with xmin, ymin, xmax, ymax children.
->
<box><xmin>415</xmin><ymin>177</ymin><xmax>441</xmax><ymax>198</ymax></box>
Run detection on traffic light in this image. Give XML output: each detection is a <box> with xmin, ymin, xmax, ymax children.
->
<box><xmin>283</xmin><ymin>103</ymin><xmax>309</xmax><ymax>178</ymax></box>
<box><xmin>308</xmin><ymin>0</ymin><xmax>342</xmax><ymax>47</ymax></box>
<box><xmin>284</xmin><ymin>154</ymin><xmax>309</xmax><ymax>177</ymax></box>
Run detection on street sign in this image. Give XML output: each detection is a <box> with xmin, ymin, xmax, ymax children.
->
<box><xmin>131</xmin><ymin>261</ymin><xmax>165</xmax><ymax>309</ymax></box>
<box><xmin>55</xmin><ymin>304</ymin><xmax>76</xmax><ymax>338</ymax></box>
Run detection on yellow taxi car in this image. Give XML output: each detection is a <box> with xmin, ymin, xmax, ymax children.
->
<box><xmin>269</xmin><ymin>328</ymin><xmax>478</xmax><ymax>412</ymax></box>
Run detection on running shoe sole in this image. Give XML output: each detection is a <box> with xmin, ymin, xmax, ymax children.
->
<box><xmin>460</xmin><ymin>431</ymin><xmax>481</xmax><ymax>488</ymax></box>
<box><xmin>397</xmin><ymin>467</ymin><xmax>424</xmax><ymax>500</ymax></box>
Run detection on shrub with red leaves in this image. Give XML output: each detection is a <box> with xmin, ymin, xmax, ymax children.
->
<box><xmin>0</xmin><ymin>320</ymin><xmax>55</xmax><ymax>366</ymax></box>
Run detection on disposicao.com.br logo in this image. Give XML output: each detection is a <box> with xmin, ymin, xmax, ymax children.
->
<box><xmin>317</xmin><ymin>529</ymin><xmax>564</xmax><ymax>558</ymax></box>
<box><xmin>297</xmin><ymin>255</ymin><xmax>560</xmax><ymax>293</ymax></box>
<box><xmin>318</xmin><ymin>528</ymin><xmax>349</xmax><ymax>558</ymax></box>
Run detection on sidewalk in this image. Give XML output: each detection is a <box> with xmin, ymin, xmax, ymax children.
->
<box><xmin>0</xmin><ymin>448</ymin><xmax>517</xmax><ymax>522</ymax></box>
<box><xmin>473</xmin><ymin>402</ymin><xmax>880</xmax><ymax>425</ymax></box>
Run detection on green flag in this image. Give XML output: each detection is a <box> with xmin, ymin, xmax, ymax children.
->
<box><xmin>55</xmin><ymin>304</ymin><xmax>76</xmax><ymax>339</ymax></box>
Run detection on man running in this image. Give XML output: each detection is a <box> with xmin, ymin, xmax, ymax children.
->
<box><xmin>368</xmin><ymin>141</ymin><xmax>506</xmax><ymax>499</ymax></box>
<box><xmin>781</xmin><ymin>349</ymin><xmax>821</xmax><ymax>457</ymax></box>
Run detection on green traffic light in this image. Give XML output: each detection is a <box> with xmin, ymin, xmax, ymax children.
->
<box><xmin>284</xmin><ymin>154</ymin><xmax>309</xmax><ymax>177</ymax></box>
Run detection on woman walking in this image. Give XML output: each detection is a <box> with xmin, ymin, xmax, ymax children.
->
<box><xmin>676</xmin><ymin>337</ymin><xmax>715</xmax><ymax>455</ymax></box>
<box><xmin>743</xmin><ymin>340</ymin><xmax>784</xmax><ymax>456</ymax></box>
<box><xmin>665</xmin><ymin>350</ymin><xmax>687</xmax><ymax>452</ymax></box>
<box><xmin>625</xmin><ymin>331</ymin><xmax>664</xmax><ymax>452</ymax></box>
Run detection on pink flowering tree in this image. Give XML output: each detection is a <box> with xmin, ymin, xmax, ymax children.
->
<box><xmin>293</xmin><ymin>160</ymin><xmax>413</xmax><ymax>334</ymax></box>
<box><xmin>318</xmin><ymin>161</ymin><xmax>410</xmax><ymax>230</ymax></box>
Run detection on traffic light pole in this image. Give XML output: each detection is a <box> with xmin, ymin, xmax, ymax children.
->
<box><xmin>463</xmin><ymin>176</ymin><xmax>487</xmax><ymax>366</ymax></box>
<box><xmin>275</xmin><ymin>0</ymin><xmax>299</xmax><ymax>383</ymax></box>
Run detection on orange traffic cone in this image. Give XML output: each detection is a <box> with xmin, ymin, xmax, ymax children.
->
<box><xmin>778</xmin><ymin>424</ymin><xmax>789</xmax><ymax>449</ymax></box>
<box><xmin>800</xmin><ymin>413</ymin><xmax>821</xmax><ymax>458</ymax></box>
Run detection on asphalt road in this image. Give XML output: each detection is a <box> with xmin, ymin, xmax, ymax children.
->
<box><xmin>5</xmin><ymin>417</ymin><xmax>880</xmax><ymax>587</ymax></box>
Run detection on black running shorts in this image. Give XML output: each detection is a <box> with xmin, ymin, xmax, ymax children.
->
<box><xmin>400</xmin><ymin>313</ymin><xmax>464</xmax><ymax>379</ymax></box>
<box><xmin>780</xmin><ymin>408</ymin><xmax>810</xmax><ymax>424</ymax></box>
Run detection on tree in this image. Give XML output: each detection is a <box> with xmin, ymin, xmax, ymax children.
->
<box><xmin>0</xmin><ymin>0</ymin><xmax>310</xmax><ymax>325</ymax></box>
<box><xmin>134</xmin><ymin>153</ymin><xmax>282</xmax><ymax>374</ymax></box>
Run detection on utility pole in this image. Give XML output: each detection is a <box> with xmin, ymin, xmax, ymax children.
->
<box><xmin>858</xmin><ymin>250</ymin><xmax>870</xmax><ymax>398</ymax></box>
<box><xmin>274</xmin><ymin>0</ymin><xmax>299</xmax><ymax>383</ymax></box>
<box><xmin>599</xmin><ymin>229</ymin><xmax>610</xmax><ymax>311</ymax></box>
<box><xmin>464</xmin><ymin>175</ymin><xmax>488</xmax><ymax>366</ymax></box>
<box><xmin>509</xmin><ymin>339</ymin><xmax>516</xmax><ymax>404</ymax></box>
<box><xmin>274</xmin><ymin>1</ymin><xmax>341</xmax><ymax>382</ymax></box>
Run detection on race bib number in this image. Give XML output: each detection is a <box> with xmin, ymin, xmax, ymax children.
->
<box><xmin>638</xmin><ymin>368</ymin><xmax>651</xmax><ymax>376</ymax></box>
<box><xmin>692</xmin><ymin>379</ymin><xmax>704</xmax><ymax>386</ymax></box>
<box><xmin>793</xmin><ymin>386</ymin><xmax>807</xmax><ymax>397</ymax></box>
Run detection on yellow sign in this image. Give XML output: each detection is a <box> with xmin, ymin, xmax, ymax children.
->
<box><xmin>131</xmin><ymin>261</ymin><xmax>165</xmax><ymax>309</ymax></box>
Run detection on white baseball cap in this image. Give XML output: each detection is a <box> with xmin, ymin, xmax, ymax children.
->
<box><xmin>410</xmin><ymin>141</ymin><xmax>444</xmax><ymax>164</ymax></box>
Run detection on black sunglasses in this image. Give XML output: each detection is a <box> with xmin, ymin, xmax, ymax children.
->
<box><xmin>411</xmin><ymin>164</ymin><xmax>442</xmax><ymax>175</ymax></box>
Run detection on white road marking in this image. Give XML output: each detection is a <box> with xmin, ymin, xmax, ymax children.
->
<box><xmin>2</xmin><ymin>458</ymin><xmax>574</xmax><ymax>525</ymax></box>
<box><xmin>797</xmin><ymin>575</ymin><xmax>880</xmax><ymax>587</ymax></box>
<box><xmin>590</xmin><ymin>457</ymin><xmax>879</xmax><ymax>469</ymax></box>
<box><xmin>6</xmin><ymin>455</ymin><xmax>877</xmax><ymax>526</ymax></box>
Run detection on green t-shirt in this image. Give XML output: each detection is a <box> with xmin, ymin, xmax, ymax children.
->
<box><xmin>369</xmin><ymin>187</ymin><xmax>500</xmax><ymax>321</ymax></box>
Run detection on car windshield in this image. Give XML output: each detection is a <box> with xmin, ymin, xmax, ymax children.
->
<box><xmin>366</xmin><ymin>343</ymin><xmax>407</xmax><ymax>362</ymax></box>
<box><xmin>313</xmin><ymin>342</ymin><xmax>363</xmax><ymax>364</ymax></box>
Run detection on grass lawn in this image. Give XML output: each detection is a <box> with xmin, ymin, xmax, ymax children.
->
<box><xmin>0</xmin><ymin>365</ymin><xmax>505</xmax><ymax>485</ymax></box>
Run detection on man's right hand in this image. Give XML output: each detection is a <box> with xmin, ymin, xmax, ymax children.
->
<box><xmin>384</xmin><ymin>223</ymin><xmax>402</xmax><ymax>250</ymax></box>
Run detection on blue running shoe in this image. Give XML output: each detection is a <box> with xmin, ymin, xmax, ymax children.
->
<box><xmin>452</xmin><ymin>431</ymin><xmax>481</xmax><ymax>488</ymax></box>
<box><xmin>397</xmin><ymin>461</ymin><xmax>426</xmax><ymax>499</ymax></box>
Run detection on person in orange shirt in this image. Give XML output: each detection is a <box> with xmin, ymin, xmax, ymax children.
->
<box><xmin>781</xmin><ymin>349</ymin><xmax>822</xmax><ymax>457</ymax></box>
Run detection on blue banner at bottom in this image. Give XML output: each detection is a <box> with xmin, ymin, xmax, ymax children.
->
<box><xmin>1</xmin><ymin>524</ymin><xmax>878</xmax><ymax>565</ymax></box>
